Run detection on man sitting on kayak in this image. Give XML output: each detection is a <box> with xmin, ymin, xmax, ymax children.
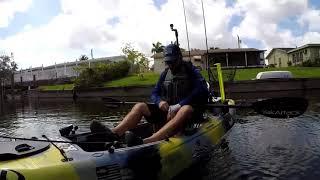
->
<box><xmin>91</xmin><ymin>43</ymin><xmax>208</xmax><ymax>146</ymax></box>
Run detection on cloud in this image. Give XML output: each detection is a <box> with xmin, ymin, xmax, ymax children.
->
<box><xmin>1</xmin><ymin>0</ymin><xmax>320</xmax><ymax>69</ymax></box>
<box><xmin>232</xmin><ymin>0</ymin><xmax>308</xmax><ymax>48</ymax></box>
<box><xmin>298</xmin><ymin>9</ymin><xmax>320</xmax><ymax>31</ymax></box>
<box><xmin>300</xmin><ymin>31</ymin><xmax>320</xmax><ymax>44</ymax></box>
<box><xmin>0</xmin><ymin>0</ymin><xmax>33</xmax><ymax>28</ymax></box>
<box><xmin>232</xmin><ymin>0</ymin><xmax>320</xmax><ymax>50</ymax></box>
<box><xmin>0</xmin><ymin>0</ymin><xmax>242</xmax><ymax>68</ymax></box>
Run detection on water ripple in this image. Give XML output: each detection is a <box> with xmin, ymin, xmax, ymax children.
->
<box><xmin>1</xmin><ymin>100</ymin><xmax>320</xmax><ymax>179</ymax></box>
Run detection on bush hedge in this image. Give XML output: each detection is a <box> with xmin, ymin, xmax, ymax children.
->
<box><xmin>74</xmin><ymin>60</ymin><xmax>131</xmax><ymax>88</ymax></box>
<box><xmin>301</xmin><ymin>58</ymin><xmax>320</xmax><ymax>67</ymax></box>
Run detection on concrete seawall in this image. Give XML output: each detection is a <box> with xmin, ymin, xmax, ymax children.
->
<box><xmin>11</xmin><ymin>78</ymin><xmax>320</xmax><ymax>101</ymax></box>
<box><xmin>28</xmin><ymin>86</ymin><xmax>153</xmax><ymax>101</ymax></box>
<box><xmin>222</xmin><ymin>78</ymin><xmax>320</xmax><ymax>100</ymax></box>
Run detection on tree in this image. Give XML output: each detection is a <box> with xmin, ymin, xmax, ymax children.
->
<box><xmin>122</xmin><ymin>43</ymin><xmax>149</xmax><ymax>74</ymax></box>
<box><xmin>151</xmin><ymin>42</ymin><xmax>164</xmax><ymax>54</ymax></box>
<box><xmin>0</xmin><ymin>55</ymin><xmax>18</xmax><ymax>82</ymax></box>
<box><xmin>79</xmin><ymin>54</ymin><xmax>89</xmax><ymax>61</ymax></box>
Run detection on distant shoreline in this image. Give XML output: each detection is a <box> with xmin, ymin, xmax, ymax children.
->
<box><xmin>5</xmin><ymin>78</ymin><xmax>320</xmax><ymax>101</ymax></box>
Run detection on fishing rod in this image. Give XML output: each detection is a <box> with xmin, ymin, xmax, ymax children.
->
<box><xmin>200</xmin><ymin>0</ymin><xmax>216</xmax><ymax>100</ymax></box>
<box><xmin>102</xmin><ymin>97</ymin><xmax>308</xmax><ymax>119</ymax></box>
<box><xmin>181</xmin><ymin>0</ymin><xmax>191</xmax><ymax>61</ymax></box>
<box><xmin>201</xmin><ymin>0</ymin><xmax>210</xmax><ymax>71</ymax></box>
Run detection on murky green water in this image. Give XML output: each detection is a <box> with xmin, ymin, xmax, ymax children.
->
<box><xmin>1</xmin><ymin>99</ymin><xmax>320</xmax><ymax>179</ymax></box>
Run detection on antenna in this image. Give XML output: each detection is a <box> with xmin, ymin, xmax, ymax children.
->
<box><xmin>181</xmin><ymin>0</ymin><xmax>191</xmax><ymax>61</ymax></box>
<box><xmin>170</xmin><ymin>24</ymin><xmax>179</xmax><ymax>46</ymax></box>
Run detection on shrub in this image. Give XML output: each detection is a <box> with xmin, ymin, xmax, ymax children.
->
<box><xmin>301</xmin><ymin>59</ymin><xmax>320</xmax><ymax>67</ymax></box>
<box><xmin>74</xmin><ymin>68</ymin><xmax>103</xmax><ymax>88</ymax></box>
<box><xmin>287</xmin><ymin>61</ymin><xmax>292</xmax><ymax>66</ymax></box>
<box><xmin>74</xmin><ymin>60</ymin><xmax>131</xmax><ymax>88</ymax></box>
<box><xmin>267</xmin><ymin>64</ymin><xmax>276</xmax><ymax>68</ymax></box>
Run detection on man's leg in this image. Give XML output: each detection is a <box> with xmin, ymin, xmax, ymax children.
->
<box><xmin>143</xmin><ymin>105</ymin><xmax>193</xmax><ymax>144</ymax></box>
<box><xmin>113</xmin><ymin>102</ymin><xmax>151</xmax><ymax>136</ymax></box>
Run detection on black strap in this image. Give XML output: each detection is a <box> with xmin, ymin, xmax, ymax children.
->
<box><xmin>0</xmin><ymin>170</ymin><xmax>25</xmax><ymax>180</ymax></box>
<box><xmin>0</xmin><ymin>170</ymin><xmax>7</xmax><ymax>180</ymax></box>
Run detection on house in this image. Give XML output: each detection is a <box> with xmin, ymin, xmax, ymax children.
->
<box><xmin>207</xmin><ymin>48</ymin><xmax>266</xmax><ymax>68</ymax></box>
<box><xmin>152</xmin><ymin>48</ymin><xmax>266</xmax><ymax>73</ymax></box>
<box><xmin>266</xmin><ymin>48</ymin><xmax>295</xmax><ymax>67</ymax></box>
<box><xmin>288</xmin><ymin>44</ymin><xmax>320</xmax><ymax>66</ymax></box>
<box><xmin>14</xmin><ymin>56</ymin><xmax>126</xmax><ymax>85</ymax></box>
<box><xmin>266</xmin><ymin>44</ymin><xmax>320</xmax><ymax>67</ymax></box>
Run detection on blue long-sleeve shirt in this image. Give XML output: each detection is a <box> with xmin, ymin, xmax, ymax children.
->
<box><xmin>151</xmin><ymin>65</ymin><xmax>209</xmax><ymax>106</ymax></box>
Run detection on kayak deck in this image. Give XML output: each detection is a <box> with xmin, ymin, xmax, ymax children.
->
<box><xmin>0</xmin><ymin>108</ymin><xmax>235</xmax><ymax>180</ymax></box>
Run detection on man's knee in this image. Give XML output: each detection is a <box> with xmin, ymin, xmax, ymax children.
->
<box><xmin>132</xmin><ymin>102</ymin><xmax>150</xmax><ymax>115</ymax></box>
<box><xmin>180</xmin><ymin>105</ymin><xmax>194</xmax><ymax>114</ymax></box>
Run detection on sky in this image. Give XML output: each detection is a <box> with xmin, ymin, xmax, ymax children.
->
<box><xmin>0</xmin><ymin>0</ymin><xmax>320</xmax><ymax>69</ymax></box>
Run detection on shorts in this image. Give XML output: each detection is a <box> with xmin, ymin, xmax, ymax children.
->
<box><xmin>145</xmin><ymin>104</ymin><xmax>167</xmax><ymax>124</ymax></box>
<box><xmin>145</xmin><ymin>104</ymin><xmax>204</xmax><ymax>124</ymax></box>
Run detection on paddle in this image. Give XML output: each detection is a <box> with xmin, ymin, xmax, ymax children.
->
<box><xmin>102</xmin><ymin>97</ymin><xmax>308</xmax><ymax>118</ymax></box>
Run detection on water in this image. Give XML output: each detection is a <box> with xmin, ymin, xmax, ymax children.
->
<box><xmin>1</xmin><ymin>99</ymin><xmax>320</xmax><ymax>179</ymax></box>
<box><xmin>206</xmin><ymin>112</ymin><xmax>320</xmax><ymax>180</ymax></box>
<box><xmin>0</xmin><ymin>99</ymin><xmax>129</xmax><ymax>137</ymax></box>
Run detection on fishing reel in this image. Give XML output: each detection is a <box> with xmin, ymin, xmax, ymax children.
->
<box><xmin>59</xmin><ymin>125</ymin><xmax>78</xmax><ymax>137</ymax></box>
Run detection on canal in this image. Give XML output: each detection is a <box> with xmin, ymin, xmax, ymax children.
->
<box><xmin>0</xmin><ymin>99</ymin><xmax>320</xmax><ymax>179</ymax></box>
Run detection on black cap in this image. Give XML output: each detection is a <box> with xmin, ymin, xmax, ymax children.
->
<box><xmin>163</xmin><ymin>44</ymin><xmax>181</xmax><ymax>62</ymax></box>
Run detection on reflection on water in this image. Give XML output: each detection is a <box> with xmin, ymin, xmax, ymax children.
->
<box><xmin>0</xmin><ymin>99</ymin><xmax>320</xmax><ymax>179</ymax></box>
<box><xmin>0</xmin><ymin>99</ymin><xmax>129</xmax><ymax>137</ymax></box>
<box><xmin>205</xmin><ymin>112</ymin><xmax>320</xmax><ymax>180</ymax></box>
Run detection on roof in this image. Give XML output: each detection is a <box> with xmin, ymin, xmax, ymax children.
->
<box><xmin>287</xmin><ymin>44</ymin><xmax>320</xmax><ymax>53</ymax></box>
<box><xmin>266</xmin><ymin>48</ymin><xmax>295</xmax><ymax>59</ymax></box>
<box><xmin>275</xmin><ymin>48</ymin><xmax>295</xmax><ymax>52</ymax></box>
<box><xmin>17</xmin><ymin>55</ymin><xmax>126</xmax><ymax>72</ymax></box>
<box><xmin>153</xmin><ymin>48</ymin><xmax>266</xmax><ymax>59</ymax></box>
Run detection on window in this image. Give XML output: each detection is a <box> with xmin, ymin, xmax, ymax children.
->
<box><xmin>260</xmin><ymin>52</ymin><xmax>264</xmax><ymax>59</ymax></box>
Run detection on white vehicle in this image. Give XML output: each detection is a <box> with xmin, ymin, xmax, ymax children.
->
<box><xmin>255</xmin><ymin>71</ymin><xmax>293</xmax><ymax>79</ymax></box>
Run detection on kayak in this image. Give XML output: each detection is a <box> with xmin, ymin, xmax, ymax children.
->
<box><xmin>0</xmin><ymin>99</ymin><xmax>235</xmax><ymax>180</ymax></box>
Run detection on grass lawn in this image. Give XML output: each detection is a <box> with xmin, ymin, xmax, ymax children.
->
<box><xmin>38</xmin><ymin>84</ymin><xmax>74</xmax><ymax>91</ymax></box>
<box><xmin>234</xmin><ymin>67</ymin><xmax>320</xmax><ymax>80</ymax></box>
<box><xmin>38</xmin><ymin>67</ymin><xmax>320</xmax><ymax>90</ymax></box>
<box><xmin>104</xmin><ymin>72</ymin><xmax>160</xmax><ymax>87</ymax></box>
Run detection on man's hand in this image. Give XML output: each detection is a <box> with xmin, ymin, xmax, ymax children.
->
<box><xmin>159</xmin><ymin>101</ymin><xmax>169</xmax><ymax>112</ymax></box>
<box><xmin>168</xmin><ymin>104</ymin><xmax>181</xmax><ymax>114</ymax></box>
<box><xmin>167</xmin><ymin>104</ymin><xmax>181</xmax><ymax>121</ymax></box>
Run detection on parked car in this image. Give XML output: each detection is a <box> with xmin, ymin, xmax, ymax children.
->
<box><xmin>255</xmin><ymin>71</ymin><xmax>293</xmax><ymax>79</ymax></box>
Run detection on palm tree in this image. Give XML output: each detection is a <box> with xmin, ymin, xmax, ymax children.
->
<box><xmin>151</xmin><ymin>42</ymin><xmax>165</xmax><ymax>54</ymax></box>
<box><xmin>79</xmin><ymin>54</ymin><xmax>89</xmax><ymax>61</ymax></box>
